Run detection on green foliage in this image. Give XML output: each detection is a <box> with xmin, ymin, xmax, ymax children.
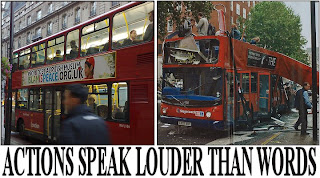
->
<box><xmin>1</xmin><ymin>57</ymin><xmax>12</xmax><ymax>82</ymax></box>
<box><xmin>158</xmin><ymin>1</ymin><xmax>214</xmax><ymax>40</ymax></box>
<box><xmin>244</xmin><ymin>1</ymin><xmax>308</xmax><ymax>64</ymax></box>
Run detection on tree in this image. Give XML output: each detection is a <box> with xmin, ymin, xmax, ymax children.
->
<box><xmin>1</xmin><ymin>57</ymin><xmax>11</xmax><ymax>82</ymax></box>
<box><xmin>243</xmin><ymin>2</ymin><xmax>308</xmax><ymax>64</ymax></box>
<box><xmin>158</xmin><ymin>1</ymin><xmax>214</xmax><ymax>40</ymax></box>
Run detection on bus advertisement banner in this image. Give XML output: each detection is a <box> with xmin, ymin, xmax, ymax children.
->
<box><xmin>22</xmin><ymin>52</ymin><xmax>116</xmax><ymax>86</ymax></box>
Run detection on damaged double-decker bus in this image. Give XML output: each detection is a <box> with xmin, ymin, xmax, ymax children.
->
<box><xmin>159</xmin><ymin>14</ymin><xmax>319</xmax><ymax>131</ymax></box>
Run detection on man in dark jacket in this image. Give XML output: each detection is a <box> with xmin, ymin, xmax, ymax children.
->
<box><xmin>293</xmin><ymin>82</ymin><xmax>312</xmax><ymax>135</ymax></box>
<box><xmin>59</xmin><ymin>84</ymin><xmax>110</xmax><ymax>144</ymax></box>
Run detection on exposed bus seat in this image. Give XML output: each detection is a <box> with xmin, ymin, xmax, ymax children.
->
<box><xmin>87</xmin><ymin>47</ymin><xmax>100</xmax><ymax>55</ymax></box>
<box><xmin>162</xmin><ymin>87</ymin><xmax>181</xmax><ymax>96</ymax></box>
<box><xmin>115</xmin><ymin>111</ymin><xmax>125</xmax><ymax>120</ymax></box>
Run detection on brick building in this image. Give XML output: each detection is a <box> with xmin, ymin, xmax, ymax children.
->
<box><xmin>1</xmin><ymin>1</ymin><xmax>128</xmax><ymax>58</ymax></box>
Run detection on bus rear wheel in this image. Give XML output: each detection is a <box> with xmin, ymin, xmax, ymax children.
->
<box><xmin>18</xmin><ymin>120</ymin><xmax>25</xmax><ymax>137</ymax></box>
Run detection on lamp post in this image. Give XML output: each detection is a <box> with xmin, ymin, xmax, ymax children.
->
<box><xmin>4</xmin><ymin>1</ymin><xmax>14</xmax><ymax>145</ymax></box>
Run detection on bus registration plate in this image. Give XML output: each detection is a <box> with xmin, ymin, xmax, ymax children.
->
<box><xmin>178</xmin><ymin>121</ymin><xmax>191</xmax><ymax>126</ymax></box>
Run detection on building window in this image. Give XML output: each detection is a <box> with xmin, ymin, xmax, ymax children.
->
<box><xmin>231</xmin><ymin>16</ymin><xmax>233</xmax><ymax>25</ymax></box>
<box><xmin>236</xmin><ymin>18</ymin><xmax>240</xmax><ymax>27</ymax></box>
<box><xmin>27</xmin><ymin>16</ymin><xmax>31</xmax><ymax>26</ymax></box>
<box><xmin>48</xmin><ymin>3</ymin><xmax>53</xmax><ymax>14</ymax></box>
<box><xmin>243</xmin><ymin>8</ymin><xmax>246</xmax><ymax>19</ymax></box>
<box><xmin>112</xmin><ymin>2</ymin><xmax>120</xmax><ymax>7</ymax></box>
<box><xmin>90</xmin><ymin>2</ymin><xmax>96</xmax><ymax>16</ymax></box>
<box><xmin>253</xmin><ymin>1</ymin><xmax>255</xmax><ymax>7</ymax></box>
<box><xmin>236</xmin><ymin>4</ymin><xmax>240</xmax><ymax>15</ymax></box>
<box><xmin>47</xmin><ymin>22</ymin><xmax>52</xmax><ymax>36</ymax></box>
<box><xmin>18</xmin><ymin>38</ymin><xmax>21</xmax><ymax>48</ymax></box>
<box><xmin>167</xmin><ymin>20</ymin><xmax>173</xmax><ymax>32</ymax></box>
<box><xmin>75</xmin><ymin>7</ymin><xmax>80</xmax><ymax>24</ymax></box>
<box><xmin>248</xmin><ymin>1</ymin><xmax>250</xmax><ymax>7</ymax></box>
<box><xmin>18</xmin><ymin>21</ymin><xmax>21</xmax><ymax>30</ymax></box>
<box><xmin>230</xmin><ymin>1</ymin><xmax>233</xmax><ymax>11</ymax></box>
<box><xmin>62</xmin><ymin>14</ymin><xmax>67</xmax><ymax>29</ymax></box>
<box><xmin>27</xmin><ymin>32</ymin><xmax>31</xmax><ymax>44</ymax></box>
<box><xmin>37</xmin><ymin>10</ymin><xmax>42</xmax><ymax>21</ymax></box>
<box><xmin>36</xmin><ymin>27</ymin><xmax>41</xmax><ymax>37</ymax></box>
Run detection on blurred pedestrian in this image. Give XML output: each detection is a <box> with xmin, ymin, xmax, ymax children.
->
<box><xmin>293</xmin><ymin>82</ymin><xmax>312</xmax><ymax>135</ymax></box>
<box><xmin>60</xmin><ymin>84</ymin><xmax>110</xmax><ymax>144</ymax></box>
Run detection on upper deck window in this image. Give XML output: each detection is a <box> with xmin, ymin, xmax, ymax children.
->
<box><xmin>47</xmin><ymin>36</ymin><xmax>65</xmax><ymax>64</ymax></box>
<box><xmin>112</xmin><ymin>2</ymin><xmax>153</xmax><ymax>49</ymax></box>
<box><xmin>81</xmin><ymin>18</ymin><xmax>109</xmax><ymax>56</ymax></box>
<box><xmin>12</xmin><ymin>52</ymin><xmax>18</xmax><ymax>72</ymax></box>
<box><xmin>31</xmin><ymin>43</ymin><xmax>45</xmax><ymax>68</ymax></box>
<box><xmin>66</xmin><ymin>29</ymin><xmax>79</xmax><ymax>60</ymax></box>
<box><xmin>19</xmin><ymin>48</ymin><xmax>31</xmax><ymax>70</ymax></box>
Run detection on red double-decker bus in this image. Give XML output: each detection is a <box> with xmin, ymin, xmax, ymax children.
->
<box><xmin>160</xmin><ymin>35</ymin><xmax>318</xmax><ymax>131</ymax></box>
<box><xmin>6</xmin><ymin>1</ymin><xmax>154</xmax><ymax>144</ymax></box>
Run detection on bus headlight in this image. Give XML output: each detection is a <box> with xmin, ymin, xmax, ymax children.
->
<box><xmin>206</xmin><ymin>111</ymin><xmax>212</xmax><ymax>118</ymax></box>
<box><xmin>162</xmin><ymin>108</ymin><xmax>167</xmax><ymax>114</ymax></box>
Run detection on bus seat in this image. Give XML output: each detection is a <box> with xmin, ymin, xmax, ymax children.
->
<box><xmin>113</xmin><ymin>42</ymin><xmax>121</xmax><ymax>49</ymax></box>
<box><xmin>97</xmin><ymin>105</ymin><xmax>108</xmax><ymax>119</ymax></box>
<box><xmin>162</xmin><ymin>87</ymin><xmax>181</xmax><ymax>96</ymax></box>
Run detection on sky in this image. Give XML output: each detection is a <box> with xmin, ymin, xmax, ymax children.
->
<box><xmin>284</xmin><ymin>1</ymin><xmax>319</xmax><ymax>49</ymax></box>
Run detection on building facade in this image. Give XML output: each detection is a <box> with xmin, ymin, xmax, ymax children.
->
<box><xmin>1</xmin><ymin>1</ymin><xmax>128</xmax><ymax>58</ymax></box>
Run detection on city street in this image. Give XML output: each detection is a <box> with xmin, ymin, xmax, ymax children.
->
<box><xmin>158</xmin><ymin>109</ymin><xmax>319</xmax><ymax>145</ymax></box>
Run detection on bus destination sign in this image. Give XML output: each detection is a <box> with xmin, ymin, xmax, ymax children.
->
<box><xmin>22</xmin><ymin>52</ymin><xmax>116</xmax><ymax>86</ymax></box>
<box><xmin>247</xmin><ymin>49</ymin><xmax>277</xmax><ymax>69</ymax></box>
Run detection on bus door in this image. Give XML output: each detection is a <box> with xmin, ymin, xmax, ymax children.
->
<box><xmin>11</xmin><ymin>91</ymin><xmax>16</xmax><ymax>130</ymax></box>
<box><xmin>44</xmin><ymin>88</ymin><xmax>63</xmax><ymax>142</ymax></box>
<box><xmin>258</xmin><ymin>73</ymin><xmax>270</xmax><ymax>113</ymax></box>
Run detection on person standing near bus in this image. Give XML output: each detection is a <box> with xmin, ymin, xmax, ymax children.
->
<box><xmin>191</xmin><ymin>12</ymin><xmax>208</xmax><ymax>55</ymax></box>
<box><xmin>84</xmin><ymin>57</ymin><xmax>95</xmax><ymax>79</ymax></box>
<box><xmin>60</xmin><ymin>84</ymin><xmax>110</xmax><ymax>144</ymax></box>
<box><xmin>293</xmin><ymin>82</ymin><xmax>312</xmax><ymax>135</ymax></box>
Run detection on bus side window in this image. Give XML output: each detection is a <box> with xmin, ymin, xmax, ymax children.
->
<box><xmin>31</xmin><ymin>43</ymin><xmax>45</xmax><ymax>68</ymax></box>
<box><xmin>81</xmin><ymin>18</ymin><xmax>109</xmax><ymax>56</ymax></box>
<box><xmin>19</xmin><ymin>49</ymin><xmax>31</xmax><ymax>70</ymax></box>
<box><xmin>112</xmin><ymin>2</ymin><xmax>153</xmax><ymax>49</ymax></box>
<box><xmin>17</xmin><ymin>89</ymin><xmax>28</xmax><ymax>109</ymax></box>
<box><xmin>86</xmin><ymin>84</ymin><xmax>109</xmax><ymax>119</ymax></box>
<box><xmin>251</xmin><ymin>73</ymin><xmax>257</xmax><ymax>93</ymax></box>
<box><xmin>242</xmin><ymin>73</ymin><xmax>250</xmax><ymax>93</ymax></box>
<box><xmin>47</xmin><ymin>36</ymin><xmax>65</xmax><ymax>64</ymax></box>
<box><xmin>66</xmin><ymin>29</ymin><xmax>79</xmax><ymax>60</ymax></box>
<box><xmin>111</xmin><ymin>82</ymin><xmax>128</xmax><ymax>122</ymax></box>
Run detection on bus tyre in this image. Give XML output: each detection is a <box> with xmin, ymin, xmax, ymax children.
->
<box><xmin>18</xmin><ymin>120</ymin><xmax>25</xmax><ymax>137</ymax></box>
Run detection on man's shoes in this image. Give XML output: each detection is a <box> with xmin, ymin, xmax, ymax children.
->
<box><xmin>294</xmin><ymin>126</ymin><xmax>299</xmax><ymax>131</ymax></box>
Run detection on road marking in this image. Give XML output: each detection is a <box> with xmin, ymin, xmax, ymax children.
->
<box><xmin>161</xmin><ymin>124</ymin><xmax>171</xmax><ymax>128</ymax></box>
<box><xmin>261</xmin><ymin>132</ymin><xmax>281</xmax><ymax>145</ymax></box>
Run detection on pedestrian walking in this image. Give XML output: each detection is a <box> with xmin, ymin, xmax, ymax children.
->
<box><xmin>293</xmin><ymin>82</ymin><xmax>312</xmax><ymax>135</ymax></box>
<box><xmin>59</xmin><ymin>84</ymin><xmax>110</xmax><ymax>144</ymax></box>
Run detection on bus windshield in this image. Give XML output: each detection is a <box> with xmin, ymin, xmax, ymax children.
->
<box><xmin>162</xmin><ymin>67</ymin><xmax>222</xmax><ymax>107</ymax></box>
